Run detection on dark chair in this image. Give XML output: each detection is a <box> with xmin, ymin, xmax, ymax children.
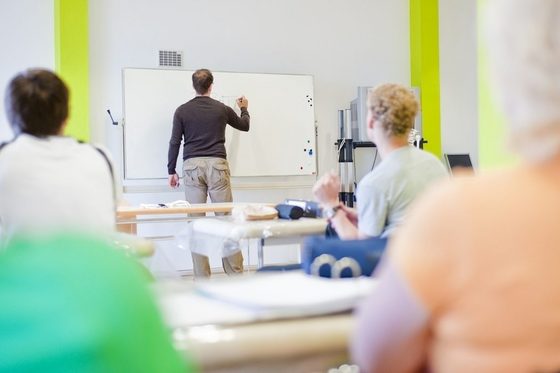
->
<box><xmin>257</xmin><ymin>263</ymin><xmax>304</xmax><ymax>272</ymax></box>
<box><xmin>257</xmin><ymin>236</ymin><xmax>388</xmax><ymax>278</ymax></box>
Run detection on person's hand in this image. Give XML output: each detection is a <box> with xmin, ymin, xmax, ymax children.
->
<box><xmin>312</xmin><ymin>171</ymin><xmax>340</xmax><ymax>207</ymax></box>
<box><xmin>168</xmin><ymin>174</ymin><xmax>180</xmax><ymax>188</ymax></box>
<box><xmin>237</xmin><ymin>96</ymin><xmax>248</xmax><ymax>109</ymax></box>
<box><xmin>339</xmin><ymin>204</ymin><xmax>359</xmax><ymax>226</ymax></box>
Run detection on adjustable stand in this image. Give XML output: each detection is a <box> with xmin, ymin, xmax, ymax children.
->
<box><xmin>337</xmin><ymin>110</ymin><xmax>355</xmax><ymax>207</ymax></box>
<box><xmin>335</xmin><ymin>138</ymin><xmax>377</xmax><ymax>208</ymax></box>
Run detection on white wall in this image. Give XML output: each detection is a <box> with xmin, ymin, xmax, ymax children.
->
<box><xmin>0</xmin><ymin>0</ymin><xmax>481</xmax><ymax>271</ymax></box>
<box><xmin>0</xmin><ymin>0</ymin><xmax>55</xmax><ymax>142</ymax></box>
<box><xmin>0</xmin><ymin>1</ymin><xmax>481</xmax><ymax>191</ymax></box>
<box><xmin>88</xmin><ymin>0</ymin><xmax>410</xmax><ymax>271</ymax></box>
<box><xmin>439</xmin><ymin>0</ymin><xmax>479</xmax><ymax>167</ymax></box>
<box><xmin>89</xmin><ymin>0</ymin><xmax>410</xmax><ymax>196</ymax></box>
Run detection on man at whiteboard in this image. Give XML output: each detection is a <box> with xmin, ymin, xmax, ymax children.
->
<box><xmin>167</xmin><ymin>68</ymin><xmax>250</xmax><ymax>278</ymax></box>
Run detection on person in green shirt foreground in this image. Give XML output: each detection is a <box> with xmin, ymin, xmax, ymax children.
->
<box><xmin>0</xmin><ymin>233</ymin><xmax>197</xmax><ymax>373</ymax></box>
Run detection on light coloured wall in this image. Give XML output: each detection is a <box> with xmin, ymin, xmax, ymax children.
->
<box><xmin>0</xmin><ymin>0</ymin><xmax>55</xmax><ymax>142</ymax></box>
<box><xmin>0</xmin><ymin>0</ymin><xmax>482</xmax><ymax>271</ymax></box>
<box><xmin>88</xmin><ymin>0</ymin><xmax>410</xmax><ymax>197</ymax></box>
<box><xmin>0</xmin><ymin>1</ymin><xmax>481</xmax><ymax>194</ymax></box>
<box><xmin>88</xmin><ymin>0</ymin><xmax>410</xmax><ymax>272</ymax></box>
<box><xmin>439</xmin><ymin>0</ymin><xmax>479</xmax><ymax>167</ymax></box>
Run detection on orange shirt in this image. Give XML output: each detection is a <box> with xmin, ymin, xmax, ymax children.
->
<box><xmin>391</xmin><ymin>164</ymin><xmax>560</xmax><ymax>372</ymax></box>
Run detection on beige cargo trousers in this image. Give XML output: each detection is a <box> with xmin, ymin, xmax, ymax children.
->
<box><xmin>183</xmin><ymin>157</ymin><xmax>244</xmax><ymax>277</ymax></box>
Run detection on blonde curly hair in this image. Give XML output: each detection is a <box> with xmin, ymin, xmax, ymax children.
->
<box><xmin>368</xmin><ymin>84</ymin><xmax>419</xmax><ymax>137</ymax></box>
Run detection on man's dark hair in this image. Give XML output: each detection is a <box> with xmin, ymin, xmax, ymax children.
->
<box><xmin>192</xmin><ymin>69</ymin><xmax>214</xmax><ymax>95</ymax></box>
<box><xmin>4</xmin><ymin>69</ymin><xmax>69</xmax><ymax>137</ymax></box>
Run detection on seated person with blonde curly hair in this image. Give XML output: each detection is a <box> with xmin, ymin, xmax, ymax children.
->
<box><xmin>313</xmin><ymin>84</ymin><xmax>447</xmax><ymax>239</ymax></box>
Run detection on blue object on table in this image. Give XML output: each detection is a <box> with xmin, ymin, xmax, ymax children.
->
<box><xmin>275</xmin><ymin>204</ymin><xmax>304</xmax><ymax>220</ymax></box>
<box><xmin>301</xmin><ymin>236</ymin><xmax>388</xmax><ymax>278</ymax></box>
<box><xmin>283</xmin><ymin>199</ymin><xmax>322</xmax><ymax>218</ymax></box>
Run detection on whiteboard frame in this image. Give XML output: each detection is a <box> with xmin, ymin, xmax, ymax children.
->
<box><xmin>121</xmin><ymin>68</ymin><xmax>318</xmax><ymax>180</ymax></box>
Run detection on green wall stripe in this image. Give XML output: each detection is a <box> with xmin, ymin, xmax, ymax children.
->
<box><xmin>54</xmin><ymin>0</ymin><xmax>89</xmax><ymax>141</ymax></box>
<box><xmin>477</xmin><ymin>0</ymin><xmax>517</xmax><ymax>168</ymax></box>
<box><xmin>410</xmin><ymin>0</ymin><xmax>441</xmax><ymax>157</ymax></box>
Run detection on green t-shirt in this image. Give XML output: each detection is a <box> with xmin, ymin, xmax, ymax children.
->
<box><xmin>0</xmin><ymin>233</ymin><xmax>197</xmax><ymax>373</ymax></box>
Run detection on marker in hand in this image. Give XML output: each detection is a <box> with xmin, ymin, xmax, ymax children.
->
<box><xmin>237</xmin><ymin>95</ymin><xmax>248</xmax><ymax>109</ymax></box>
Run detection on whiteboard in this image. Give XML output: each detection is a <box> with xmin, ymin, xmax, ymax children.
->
<box><xmin>122</xmin><ymin>68</ymin><xmax>317</xmax><ymax>179</ymax></box>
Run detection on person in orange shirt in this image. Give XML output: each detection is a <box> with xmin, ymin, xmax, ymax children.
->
<box><xmin>351</xmin><ymin>0</ymin><xmax>560</xmax><ymax>372</ymax></box>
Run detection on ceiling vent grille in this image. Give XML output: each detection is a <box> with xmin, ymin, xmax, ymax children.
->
<box><xmin>159</xmin><ymin>50</ymin><xmax>183</xmax><ymax>67</ymax></box>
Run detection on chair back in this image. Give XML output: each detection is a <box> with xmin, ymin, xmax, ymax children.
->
<box><xmin>301</xmin><ymin>236</ymin><xmax>388</xmax><ymax>278</ymax></box>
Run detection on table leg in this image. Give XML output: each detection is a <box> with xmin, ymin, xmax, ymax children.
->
<box><xmin>116</xmin><ymin>214</ymin><xmax>138</xmax><ymax>235</ymax></box>
<box><xmin>258</xmin><ymin>238</ymin><xmax>264</xmax><ymax>268</ymax></box>
<box><xmin>245</xmin><ymin>239</ymin><xmax>251</xmax><ymax>273</ymax></box>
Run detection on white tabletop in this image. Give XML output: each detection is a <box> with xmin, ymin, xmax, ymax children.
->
<box><xmin>191</xmin><ymin>217</ymin><xmax>328</xmax><ymax>241</ymax></box>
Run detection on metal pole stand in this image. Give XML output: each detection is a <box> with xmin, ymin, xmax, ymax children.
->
<box><xmin>337</xmin><ymin>109</ymin><xmax>355</xmax><ymax>208</ymax></box>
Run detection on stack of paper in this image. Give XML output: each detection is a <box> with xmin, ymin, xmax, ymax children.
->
<box><xmin>159</xmin><ymin>272</ymin><xmax>376</xmax><ymax>327</ymax></box>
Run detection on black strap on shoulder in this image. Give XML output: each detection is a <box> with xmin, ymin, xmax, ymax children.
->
<box><xmin>0</xmin><ymin>138</ymin><xmax>16</xmax><ymax>153</ymax></box>
<box><xmin>92</xmin><ymin>145</ymin><xmax>117</xmax><ymax>210</ymax></box>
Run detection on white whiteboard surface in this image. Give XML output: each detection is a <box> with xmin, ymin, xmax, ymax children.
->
<box><xmin>122</xmin><ymin>68</ymin><xmax>317</xmax><ymax>179</ymax></box>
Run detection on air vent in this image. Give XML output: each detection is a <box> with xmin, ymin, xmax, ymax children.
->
<box><xmin>158</xmin><ymin>50</ymin><xmax>183</xmax><ymax>67</ymax></box>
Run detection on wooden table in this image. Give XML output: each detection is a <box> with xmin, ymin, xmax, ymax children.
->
<box><xmin>116</xmin><ymin>203</ymin><xmax>327</xmax><ymax>268</ymax></box>
<box><xmin>175</xmin><ymin>314</ymin><xmax>353</xmax><ymax>373</ymax></box>
<box><xmin>156</xmin><ymin>274</ymin><xmax>360</xmax><ymax>372</ymax></box>
<box><xmin>116</xmin><ymin>203</ymin><xmax>243</xmax><ymax>234</ymax></box>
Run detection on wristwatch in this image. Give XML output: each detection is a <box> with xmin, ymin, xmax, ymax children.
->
<box><xmin>324</xmin><ymin>204</ymin><xmax>342</xmax><ymax>220</ymax></box>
